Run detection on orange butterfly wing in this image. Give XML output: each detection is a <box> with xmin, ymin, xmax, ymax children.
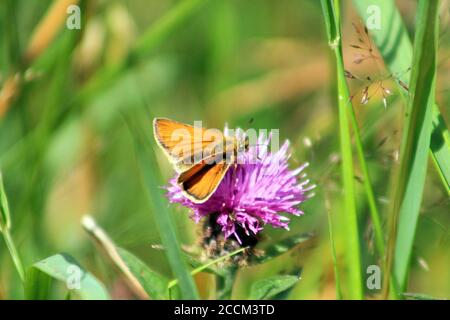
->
<box><xmin>177</xmin><ymin>160</ymin><xmax>232</xmax><ymax>203</ymax></box>
<box><xmin>153</xmin><ymin>118</ymin><xmax>226</xmax><ymax>173</ymax></box>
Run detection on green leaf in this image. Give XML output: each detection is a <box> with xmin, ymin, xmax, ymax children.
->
<box><xmin>249</xmin><ymin>275</ymin><xmax>300</xmax><ymax>300</ymax></box>
<box><xmin>25</xmin><ymin>267</ymin><xmax>53</xmax><ymax>300</ymax></box>
<box><xmin>117</xmin><ymin>247</ymin><xmax>169</xmax><ymax>300</ymax></box>
<box><xmin>321</xmin><ymin>0</ymin><xmax>363</xmax><ymax>299</ymax></box>
<box><xmin>25</xmin><ymin>253</ymin><xmax>110</xmax><ymax>300</ymax></box>
<box><xmin>253</xmin><ymin>232</ymin><xmax>315</xmax><ymax>264</ymax></box>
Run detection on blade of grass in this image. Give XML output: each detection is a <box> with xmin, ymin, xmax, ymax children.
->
<box><xmin>321</xmin><ymin>0</ymin><xmax>363</xmax><ymax>299</ymax></box>
<box><xmin>0</xmin><ymin>0</ymin><xmax>22</xmax><ymax>118</ymax></box>
<box><xmin>368</xmin><ymin>0</ymin><xmax>439</xmax><ymax>297</ymax></box>
<box><xmin>322</xmin><ymin>0</ymin><xmax>386</xmax><ymax>260</ymax></box>
<box><xmin>390</xmin><ymin>0</ymin><xmax>440</xmax><ymax>295</ymax></box>
<box><xmin>127</xmin><ymin>115</ymin><xmax>199</xmax><ymax>300</ymax></box>
<box><xmin>3</xmin><ymin>0</ymin><xmax>21</xmax><ymax>71</ymax></box>
<box><xmin>0</xmin><ymin>172</ymin><xmax>25</xmax><ymax>283</ymax></box>
<box><xmin>353</xmin><ymin>0</ymin><xmax>450</xmax><ymax>195</ymax></box>
<box><xmin>348</xmin><ymin>82</ymin><xmax>385</xmax><ymax>259</ymax></box>
<box><xmin>25</xmin><ymin>0</ymin><xmax>79</xmax><ymax>63</ymax></box>
<box><xmin>325</xmin><ymin>194</ymin><xmax>343</xmax><ymax>300</ymax></box>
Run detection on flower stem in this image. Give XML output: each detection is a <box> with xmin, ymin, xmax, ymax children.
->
<box><xmin>167</xmin><ymin>247</ymin><xmax>246</xmax><ymax>290</ymax></box>
<box><xmin>216</xmin><ymin>267</ymin><xmax>238</xmax><ymax>300</ymax></box>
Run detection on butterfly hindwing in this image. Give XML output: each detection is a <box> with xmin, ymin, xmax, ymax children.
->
<box><xmin>177</xmin><ymin>159</ymin><xmax>232</xmax><ymax>203</ymax></box>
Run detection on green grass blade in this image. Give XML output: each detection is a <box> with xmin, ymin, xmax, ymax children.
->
<box><xmin>321</xmin><ymin>0</ymin><xmax>363</xmax><ymax>299</ymax></box>
<box><xmin>0</xmin><ymin>172</ymin><xmax>25</xmax><ymax>283</ymax></box>
<box><xmin>322</xmin><ymin>0</ymin><xmax>387</xmax><ymax>260</ymax></box>
<box><xmin>0</xmin><ymin>172</ymin><xmax>12</xmax><ymax>231</ymax></box>
<box><xmin>317</xmin><ymin>0</ymin><xmax>387</xmax><ymax>260</ymax></box>
<box><xmin>359</xmin><ymin>0</ymin><xmax>439</xmax><ymax>296</ymax></box>
<box><xmin>353</xmin><ymin>0</ymin><xmax>450</xmax><ymax>195</ymax></box>
<box><xmin>25</xmin><ymin>253</ymin><xmax>110</xmax><ymax>300</ymax></box>
<box><xmin>325</xmin><ymin>196</ymin><xmax>343</xmax><ymax>299</ymax></box>
<box><xmin>130</xmin><ymin>119</ymin><xmax>199</xmax><ymax>300</ymax></box>
<box><xmin>2</xmin><ymin>0</ymin><xmax>21</xmax><ymax>72</ymax></box>
<box><xmin>1</xmin><ymin>228</ymin><xmax>25</xmax><ymax>283</ymax></box>
<box><xmin>391</xmin><ymin>0</ymin><xmax>440</xmax><ymax>294</ymax></box>
<box><xmin>348</xmin><ymin>80</ymin><xmax>385</xmax><ymax>259</ymax></box>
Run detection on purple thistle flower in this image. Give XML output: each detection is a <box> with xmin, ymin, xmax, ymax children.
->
<box><xmin>166</xmin><ymin>132</ymin><xmax>314</xmax><ymax>244</ymax></box>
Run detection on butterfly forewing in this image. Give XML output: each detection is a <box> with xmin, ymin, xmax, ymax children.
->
<box><xmin>153</xmin><ymin>118</ymin><xmax>230</xmax><ymax>172</ymax></box>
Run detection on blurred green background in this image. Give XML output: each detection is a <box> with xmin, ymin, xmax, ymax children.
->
<box><xmin>0</xmin><ymin>0</ymin><xmax>449</xmax><ymax>299</ymax></box>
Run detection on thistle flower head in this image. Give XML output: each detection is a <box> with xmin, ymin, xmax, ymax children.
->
<box><xmin>166</xmin><ymin>131</ymin><xmax>314</xmax><ymax>244</ymax></box>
